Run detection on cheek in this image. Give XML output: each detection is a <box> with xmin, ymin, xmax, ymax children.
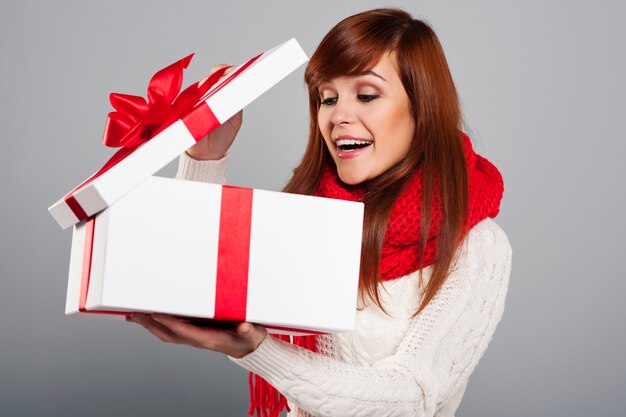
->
<box><xmin>317</xmin><ymin>110</ymin><xmax>335</xmax><ymax>150</ymax></box>
<box><xmin>367</xmin><ymin>104</ymin><xmax>409</xmax><ymax>142</ymax></box>
<box><xmin>317</xmin><ymin>110</ymin><xmax>331</xmax><ymax>136</ymax></box>
<box><xmin>366</xmin><ymin>106</ymin><xmax>412</xmax><ymax>164</ymax></box>
<box><xmin>386</xmin><ymin>104</ymin><xmax>413</xmax><ymax>146</ymax></box>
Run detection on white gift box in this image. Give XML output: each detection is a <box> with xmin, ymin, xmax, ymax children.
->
<box><xmin>66</xmin><ymin>177</ymin><xmax>364</xmax><ymax>335</ymax></box>
<box><xmin>49</xmin><ymin>38</ymin><xmax>308</xmax><ymax>230</ymax></box>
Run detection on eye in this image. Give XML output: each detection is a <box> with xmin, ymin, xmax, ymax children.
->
<box><xmin>320</xmin><ymin>97</ymin><xmax>338</xmax><ymax>106</ymax></box>
<box><xmin>357</xmin><ymin>94</ymin><xmax>379</xmax><ymax>103</ymax></box>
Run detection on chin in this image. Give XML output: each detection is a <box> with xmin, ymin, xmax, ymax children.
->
<box><xmin>337</xmin><ymin>170</ymin><xmax>368</xmax><ymax>186</ymax></box>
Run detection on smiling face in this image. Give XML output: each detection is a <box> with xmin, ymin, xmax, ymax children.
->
<box><xmin>317</xmin><ymin>52</ymin><xmax>415</xmax><ymax>185</ymax></box>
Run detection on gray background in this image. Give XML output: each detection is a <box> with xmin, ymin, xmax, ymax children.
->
<box><xmin>1</xmin><ymin>0</ymin><xmax>624</xmax><ymax>416</ymax></box>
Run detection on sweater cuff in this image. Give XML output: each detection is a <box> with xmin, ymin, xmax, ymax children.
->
<box><xmin>175</xmin><ymin>151</ymin><xmax>228</xmax><ymax>184</ymax></box>
<box><xmin>228</xmin><ymin>334</ymin><xmax>310</xmax><ymax>382</ymax></box>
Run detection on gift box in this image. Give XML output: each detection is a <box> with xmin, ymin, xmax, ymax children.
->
<box><xmin>66</xmin><ymin>176</ymin><xmax>364</xmax><ymax>335</ymax></box>
<box><xmin>49</xmin><ymin>38</ymin><xmax>308</xmax><ymax>229</ymax></box>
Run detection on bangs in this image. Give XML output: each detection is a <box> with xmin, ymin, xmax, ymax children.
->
<box><xmin>307</xmin><ymin>43</ymin><xmax>389</xmax><ymax>91</ymax></box>
<box><xmin>305</xmin><ymin>14</ymin><xmax>403</xmax><ymax>96</ymax></box>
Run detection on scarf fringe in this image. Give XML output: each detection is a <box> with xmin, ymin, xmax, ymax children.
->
<box><xmin>248</xmin><ymin>333</ymin><xmax>318</xmax><ymax>417</ymax></box>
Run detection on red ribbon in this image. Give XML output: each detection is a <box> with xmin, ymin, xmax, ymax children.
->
<box><xmin>78</xmin><ymin>217</ymin><xmax>127</xmax><ymax>316</ymax></box>
<box><xmin>212</xmin><ymin>187</ymin><xmax>325</xmax><ymax>334</ymax></box>
<box><xmin>78</xmin><ymin>217</ymin><xmax>96</xmax><ymax>312</ymax></box>
<box><xmin>214</xmin><ymin>186</ymin><xmax>254</xmax><ymax>321</ymax></box>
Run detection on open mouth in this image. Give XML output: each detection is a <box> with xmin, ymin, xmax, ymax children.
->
<box><xmin>335</xmin><ymin>138</ymin><xmax>373</xmax><ymax>152</ymax></box>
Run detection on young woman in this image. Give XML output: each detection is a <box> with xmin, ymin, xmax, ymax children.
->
<box><xmin>130</xmin><ymin>8</ymin><xmax>512</xmax><ymax>417</ymax></box>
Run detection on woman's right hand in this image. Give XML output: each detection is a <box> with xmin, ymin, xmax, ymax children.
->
<box><xmin>186</xmin><ymin>64</ymin><xmax>243</xmax><ymax>160</ymax></box>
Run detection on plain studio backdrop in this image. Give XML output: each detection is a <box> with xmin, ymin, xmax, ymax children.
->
<box><xmin>1</xmin><ymin>1</ymin><xmax>624</xmax><ymax>416</ymax></box>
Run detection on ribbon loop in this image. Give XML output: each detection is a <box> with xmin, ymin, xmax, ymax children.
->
<box><xmin>102</xmin><ymin>53</ymin><xmax>217</xmax><ymax>150</ymax></box>
<box><xmin>147</xmin><ymin>53</ymin><xmax>194</xmax><ymax>104</ymax></box>
<box><xmin>109</xmin><ymin>93</ymin><xmax>149</xmax><ymax>118</ymax></box>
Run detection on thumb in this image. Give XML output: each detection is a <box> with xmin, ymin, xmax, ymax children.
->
<box><xmin>237</xmin><ymin>322</ymin><xmax>254</xmax><ymax>336</ymax></box>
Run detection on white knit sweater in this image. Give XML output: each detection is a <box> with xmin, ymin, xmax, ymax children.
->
<box><xmin>175</xmin><ymin>152</ymin><xmax>513</xmax><ymax>417</ymax></box>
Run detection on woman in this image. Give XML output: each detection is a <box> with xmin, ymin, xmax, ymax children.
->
<box><xmin>129</xmin><ymin>8</ymin><xmax>512</xmax><ymax>417</ymax></box>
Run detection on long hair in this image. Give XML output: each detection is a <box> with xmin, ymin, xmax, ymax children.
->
<box><xmin>283</xmin><ymin>8</ymin><xmax>468</xmax><ymax>316</ymax></box>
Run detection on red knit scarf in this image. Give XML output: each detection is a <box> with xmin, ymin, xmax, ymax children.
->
<box><xmin>247</xmin><ymin>132</ymin><xmax>504</xmax><ymax>417</ymax></box>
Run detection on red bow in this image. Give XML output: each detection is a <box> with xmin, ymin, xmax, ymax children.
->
<box><xmin>102</xmin><ymin>54</ymin><xmax>228</xmax><ymax>149</ymax></box>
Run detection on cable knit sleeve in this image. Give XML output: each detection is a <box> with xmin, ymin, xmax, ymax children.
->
<box><xmin>174</xmin><ymin>151</ymin><xmax>229</xmax><ymax>184</ymax></box>
<box><xmin>229</xmin><ymin>218</ymin><xmax>512</xmax><ymax>417</ymax></box>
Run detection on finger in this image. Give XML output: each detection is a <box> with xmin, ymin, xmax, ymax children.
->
<box><xmin>246</xmin><ymin>322</ymin><xmax>268</xmax><ymax>335</ymax></box>
<box><xmin>198</xmin><ymin>64</ymin><xmax>231</xmax><ymax>87</ymax></box>
<box><xmin>236</xmin><ymin>322</ymin><xmax>267</xmax><ymax>343</ymax></box>
<box><xmin>152</xmin><ymin>314</ymin><xmax>231</xmax><ymax>349</ymax></box>
<box><xmin>236</xmin><ymin>322</ymin><xmax>254</xmax><ymax>335</ymax></box>
<box><xmin>233</xmin><ymin>109</ymin><xmax>243</xmax><ymax>120</ymax></box>
<box><xmin>208</xmin><ymin>63</ymin><xmax>229</xmax><ymax>76</ymax></box>
<box><xmin>131</xmin><ymin>313</ymin><xmax>179</xmax><ymax>343</ymax></box>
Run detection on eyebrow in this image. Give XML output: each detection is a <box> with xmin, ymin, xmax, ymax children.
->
<box><xmin>319</xmin><ymin>70</ymin><xmax>388</xmax><ymax>90</ymax></box>
<box><xmin>352</xmin><ymin>70</ymin><xmax>388</xmax><ymax>82</ymax></box>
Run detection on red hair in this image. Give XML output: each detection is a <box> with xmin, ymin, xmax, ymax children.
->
<box><xmin>284</xmin><ymin>8</ymin><xmax>468</xmax><ymax>316</ymax></box>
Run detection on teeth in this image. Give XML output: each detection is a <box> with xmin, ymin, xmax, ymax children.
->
<box><xmin>335</xmin><ymin>139</ymin><xmax>373</xmax><ymax>147</ymax></box>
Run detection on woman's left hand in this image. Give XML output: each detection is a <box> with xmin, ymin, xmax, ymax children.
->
<box><xmin>128</xmin><ymin>313</ymin><xmax>267</xmax><ymax>359</ymax></box>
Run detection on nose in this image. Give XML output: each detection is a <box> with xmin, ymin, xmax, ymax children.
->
<box><xmin>329</xmin><ymin>98</ymin><xmax>355</xmax><ymax>126</ymax></box>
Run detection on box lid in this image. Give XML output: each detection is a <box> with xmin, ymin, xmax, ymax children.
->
<box><xmin>49</xmin><ymin>38</ymin><xmax>308</xmax><ymax>229</ymax></box>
